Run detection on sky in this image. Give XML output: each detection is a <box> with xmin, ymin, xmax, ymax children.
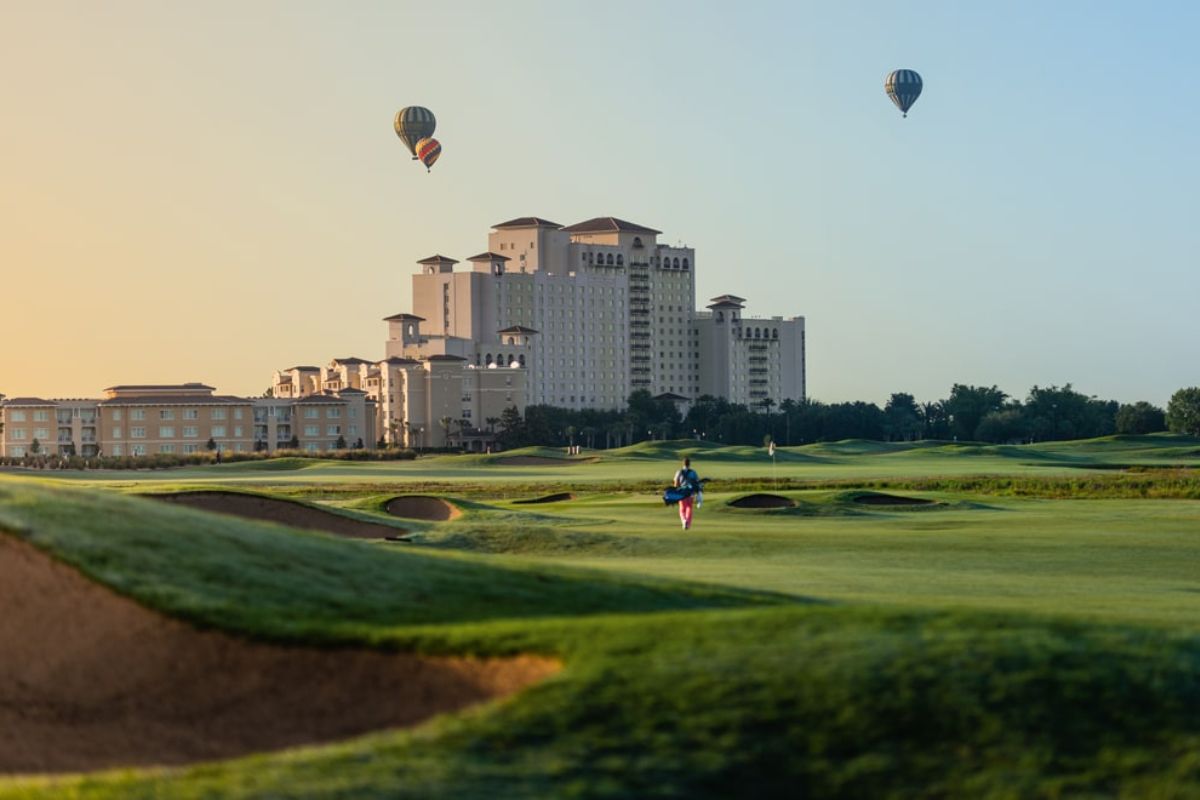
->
<box><xmin>2</xmin><ymin>1</ymin><xmax>1197</xmax><ymax>406</ymax></box>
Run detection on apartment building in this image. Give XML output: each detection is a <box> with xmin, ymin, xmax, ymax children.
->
<box><xmin>0</xmin><ymin>384</ymin><xmax>374</xmax><ymax>457</ymax></box>
<box><xmin>396</xmin><ymin>216</ymin><xmax>697</xmax><ymax>410</ymax></box>
<box><xmin>693</xmin><ymin>296</ymin><xmax>806</xmax><ymax>407</ymax></box>
<box><xmin>392</xmin><ymin>215</ymin><xmax>803</xmax><ymax>411</ymax></box>
<box><xmin>272</xmin><ymin>346</ymin><xmax>525</xmax><ymax>450</ymax></box>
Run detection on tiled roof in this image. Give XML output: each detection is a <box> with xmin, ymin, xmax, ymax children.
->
<box><xmin>497</xmin><ymin>325</ymin><xmax>540</xmax><ymax>334</ymax></box>
<box><xmin>103</xmin><ymin>383</ymin><xmax>214</xmax><ymax>392</ymax></box>
<box><xmin>426</xmin><ymin>354</ymin><xmax>467</xmax><ymax>362</ymax></box>
<box><xmin>416</xmin><ymin>254</ymin><xmax>459</xmax><ymax>265</ymax></box>
<box><xmin>561</xmin><ymin>217</ymin><xmax>662</xmax><ymax>235</ymax></box>
<box><xmin>332</xmin><ymin>357</ymin><xmax>371</xmax><ymax>364</ymax></box>
<box><xmin>0</xmin><ymin>397</ymin><xmax>56</xmax><ymax>406</ymax></box>
<box><xmin>284</xmin><ymin>365</ymin><xmax>321</xmax><ymax>372</ymax></box>
<box><xmin>383</xmin><ymin>313</ymin><xmax>426</xmax><ymax>322</ymax></box>
<box><xmin>382</xmin><ymin>356</ymin><xmax>420</xmax><ymax>365</ymax></box>
<box><xmin>99</xmin><ymin>395</ymin><xmax>248</xmax><ymax>406</ymax></box>
<box><xmin>707</xmin><ymin>294</ymin><xmax>746</xmax><ymax>309</ymax></box>
<box><xmin>296</xmin><ymin>394</ymin><xmax>346</xmax><ymax>404</ymax></box>
<box><xmin>491</xmin><ymin>216</ymin><xmax>561</xmax><ymax>230</ymax></box>
<box><xmin>466</xmin><ymin>251</ymin><xmax>511</xmax><ymax>261</ymax></box>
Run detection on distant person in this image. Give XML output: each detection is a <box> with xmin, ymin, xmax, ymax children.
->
<box><xmin>673</xmin><ymin>457</ymin><xmax>701</xmax><ymax>530</ymax></box>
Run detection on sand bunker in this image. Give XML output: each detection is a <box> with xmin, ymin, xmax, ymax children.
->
<box><xmin>852</xmin><ymin>493</ymin><xmax>936</xmax><ymax>506</ymax></box>
<box><xmin>0</xmin><ymin>534</ymin><xmax>558</xmax><ymax>775</ymax></box>
<box><xmin>151</xmin><ymin>491</ymin><xmax>403</xmax><ymax>539</ymax></box>
<box><xmin>385</xmin><ymin>495</ymin><xmax>462</xmax><ymax>521</ymax></box>
<box><xmin>512</xmin><ymin>492</ymin><xmax>575</xmax><ymax>505</ymax></box>
<box><xmin>728</xmin><ymin>494</ymin><xmax>796</xmax><ymax>509</ymax></box>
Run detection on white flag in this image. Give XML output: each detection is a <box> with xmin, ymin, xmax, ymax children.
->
<box><xmin>768</xmin><ymin>441</ymin><xmax>776</xmax><ymax>457</ymax></box>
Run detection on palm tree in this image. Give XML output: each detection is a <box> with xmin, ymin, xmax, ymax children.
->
<box><xmin>485</xmin><ymin>416</ymin><xmax>500</xmax><ymax>433</ymax></box>
<box><xmin>438</xmin><ymin>416</ymin><xmax>453</xmax><ymax>448</ymax></box>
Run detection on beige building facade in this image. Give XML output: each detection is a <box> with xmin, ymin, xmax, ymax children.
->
<box><xmin>693</xmin><ymin>296</ymin><xmax>806</xmax><ymax>407</ymax></box>
<box><xmin>395</xmin><ymin>215</ymin><xmax>804</xmax><ymax>412</ymax></box>
<box><xmin>271</xmin><ymin>342</ymin><xmax>526</xmax><ymax>450</ymax></box>
<box><xmin>0</xmin><ymin>384</ymin><xmax>375</xmax><ymax>458</ymax></box>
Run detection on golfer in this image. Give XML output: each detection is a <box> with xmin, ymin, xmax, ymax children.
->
<box><xmin>674</xmin><ymin>457</ymin><xmax>701</xmax><ymax>530</ymax></box>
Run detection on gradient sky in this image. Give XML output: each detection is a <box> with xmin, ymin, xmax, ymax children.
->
<box><xmin>2</xmin><ymin>1</ymin><xmax>1197</xmax><ymax>406</ymax></box>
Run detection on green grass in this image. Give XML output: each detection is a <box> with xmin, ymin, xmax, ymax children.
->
<box><xmin>3</xmin><ymin>435</ymin><xmax>1200</xmax><ymax>798</ymax></box>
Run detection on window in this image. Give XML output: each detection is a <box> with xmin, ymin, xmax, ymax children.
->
<box><xmin>326</xmin><ymin>425</ymin><xmax>341</xmax><ymax>436</ymax></box>
<box><xmin>682</xmin><ymin>258</ymin><xmax>689</xmax><ymax>269</ymax></box>
<box><xmin>159</xmin><ymin>426</ymin><xmax>175</xmax><ymax>438</ymax></box>
<box><xmin>327</xmin><ymin>408</ymin><xmax>341</xmax><ymax>419</ymax></box>
<box><xmin>131</xmin><ymin>427</ymin><xmax>146</xmax><ymax>438</ymax></box>
<box><xmin>304</xmin><ymin>407</ymin><xmax>319</xmax><ymax>419</ymax></box>
<box><xmin>183</xmin><ymin>409</ymin><xmax>199</xmax><ymax>420</ymax></box>
<box><xmin>233</xmin><ymin>426</ymin><xmax>243</xmax><ymax>437</ymax></box>
<box><xmin>112</xmin><ymin>444</ymin><xmax>123</xmax><ymax>456</ymax></box>
<box><xmin>211</xmin><ymin>409</ymin><xmax>227</xmax><ymax>420</ymax></box>
<box><xmin>183</xmin><ymin>426</ymin><xmax>198</xmax><ymax>438</ymax></box>
<box><xmin>11</xmin><ymin>428</ymin><xmax>26</xmax><ymax>441</ymax></box>
<box><xmin>233</xmin><ymin>408</ymin><xmax>243</xmax><ymax>420</ymax></box>
<box><xmin>606</xmin><ymin>254</ymin><xmax>614</xmax><ymax>265</ymax></box>
<box><xmin>211</xmin><ymin>426</ymin><xmax>226</xmax><ymax>437</ymax></box>
<box><xmin>113</xmin><ymin>427</ymin><xmax>123</xmax><ymax>439</ymax></box>
<box><xmin>160</xmin><ymin>444</ymin><xmax>175</xmax><ymax>454</ymax></box>
<box><xmin>10</xmin><ymin>411</ymin><xmax>25</xmax><ymax>422</ymax></box>
<box><xmin>160</xmin><ymin>409</ymin><xmax>174</xmax><ymax>420</ymax></box>
<box><xmin>131</xmin><ymin>409</ymin><xmax>145</xmax><ymax>421</ymax></box>
<box><xmin>112</xmin><ymin>410</ymin><xmax>122</xmax><ymax>422</ymax></box>
<box><xmin>34</xmin><ymin>428</ymin><xmax>49</xmax><ymax>440</ymax></box>
<box><xmin>349</xmin><ymin>407</ymin><xmax>357</xmax><ymax>418</ymax></box>
<box><xmin>616</xmin><ymin>255</ymin><xmax>624</xmax><ymax>266</ymax></box>
<box><xmin>348</xmin><ymin>424</ymin><xmax>358</xmax><ymax>435</ymax></box>
<box><xmin>305</xmin><ymin>442</ymin><xmax>319</xmax><ymax>452</ymax></box>
<box><xmin>304</xmin><ymin>425</ymin><xmax>319</xmax><ymax>437</ymax></box>
<box><xmin>183</xmin><ymin>444</ymin><xmax>199</xmax><ymax>454</ymax></box>
<box><xmin>130</xmin><ymin>444</ymin><xmax>146</xmax><ymax>456</ymax></box>
<box><xmin>33</xmin><ymin>410</ymin><xmax>49</xmax><ymax>422</ymax></box>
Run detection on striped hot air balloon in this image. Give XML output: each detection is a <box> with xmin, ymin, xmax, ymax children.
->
<box><xmin>884</xmin><ymin>69</ymin><xmax>922</xmax><ymax>118</ymax></box>
<box><xmin>415</xmin><ymin>137</ymin><xmax>442</xmax><ymax>172</ymax></box>
<box><xmin>394</xmin><ymin>106</ymin><xmax>436</xmax><ymax>159</ymax></box>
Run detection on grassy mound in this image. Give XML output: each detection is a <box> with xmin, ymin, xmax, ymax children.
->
<box><xmin>12</xmin><ymin>607</ymin><xmax>1200</xmax><ymax>798</ymax></box>
<box><xmin>0</xmin><ymin>480</ymin><xmax>780</xmax><ymax>639</ymax></box>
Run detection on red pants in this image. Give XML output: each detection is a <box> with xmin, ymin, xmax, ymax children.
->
<box><xmin>679</xmin><ymin>496</ymin><xmax>694</xmax><ymax>529</ymax></box>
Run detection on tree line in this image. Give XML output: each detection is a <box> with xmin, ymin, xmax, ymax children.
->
<box><xmin>495</xmin><ymin>385</ymin><xmax>1200</xmax><ymax>449</ymax></box>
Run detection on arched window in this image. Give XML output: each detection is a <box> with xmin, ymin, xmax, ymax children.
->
<box><xmin>616</xmin><ymin>254</ymin><xmax>624</xmax><ymax>265</ymax></box>
<box><xmin>716</xmin><ymin>311</ymin><xmax>724</xmax><ymax>322</ymax></box>
<box><xmin>755</xmin><ymin>328</ymin><xmax>761</xmax><ymax>339</ymax></box>
<box><xmin>485</xmin><ymin>353</ymin><xmax>494</xmax><ymax>366</ymax></box>
<box><xmin>606</xmin><ymin>253</ymin><xmax>614</xmax><ymax>265</ymax></box>
<box><xmin>673</xmin><ymin>257</ymin><xmax>680</xmax><ymax>268</ymax></box>
<box><xmin>587</xmin><ymin>252</ymin><xmax>594</xmax><ymax>263</ymax></box>
<box><xmin>507</xmin><ymin>336</ymin><xmax>515</xmax><ymax>345</ymax></box>
<box><xmin>682</xmin><ymin>258</ymin><xmax>689</xmax><ymax>270</ymax></box>
<box><xmin>519</xmin><ymin>354</ymin><xmax>526</xmax><ymax>367</ymax></box>
<box><xmin>772</xmin><ymin>328</ymin><xmax>779</xmax><ymax>339</ymax></box>
<box><xmin>632</xmin><ymin>236</ymin><xmax>643</xmax><ymax>248</ymax></box>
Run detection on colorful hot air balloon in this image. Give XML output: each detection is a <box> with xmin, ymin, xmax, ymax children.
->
<box><xmin>394</xmin><ymin>106</ymin><xmax>436</xmax><ymax>159</ymax></box>
<box><xmin>415</xmin><ymin>137</ymin><xmax>442</xmax><ymax>172</ymax></box>
<box><xmin>885</xmin><ymin>69</ymin><xmax>922</xmax><ymax>118</ymax></box>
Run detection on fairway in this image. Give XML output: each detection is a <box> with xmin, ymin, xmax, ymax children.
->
<box><xmin>1</xmin><ymin>435</ymin><xmax>1199</xmax><ymax>798</ymax></box>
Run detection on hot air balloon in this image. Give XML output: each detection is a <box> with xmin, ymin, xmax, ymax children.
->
<box><xmin>415</xmin><ymin>137</ymin><xmax>442</xmax><ymax>172</ymax></box>
<box><xmin>394</xmin><ymin>106</ymin><xmax>436</xmax><ymax>159</ymax></box>
<box><xmin>884</xmin><ymin>69</ymin><xmax>922</xmax><ymax>117</ymax></box>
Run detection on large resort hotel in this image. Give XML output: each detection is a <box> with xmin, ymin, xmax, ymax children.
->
<box><xmin>0</xmin><ymin>216</ymin><xmax>805</xmax><ymax>457</ymax></box>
